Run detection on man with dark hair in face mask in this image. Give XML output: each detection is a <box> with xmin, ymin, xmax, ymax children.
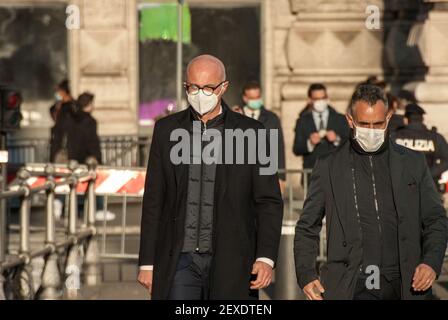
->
<box><xmin>137</xmin><ymin>54</ymin><xmax>283</xmax><ymax>300</ymax></box>
<box><xmin>293</xmin><ymin>83</ymin><xmax>350</xmax><ymax>176</ymax></box>
<box><xmin>294</xmin><ymin>84</ymin><xmax>447</xmax><ymax>300</ymax></box>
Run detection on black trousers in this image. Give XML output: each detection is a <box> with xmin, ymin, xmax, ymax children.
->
<box><xmin>354</xmin><ymin>275</ymin><xmax>401</xmax><ymax>300</ymax></box>
<box><xmin>168</xmin><ymin>252</ymin><xmax>213</xmax><ymax>300</ymax></box>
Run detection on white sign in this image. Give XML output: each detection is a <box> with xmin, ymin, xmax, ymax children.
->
<box><xmin>0</xmin><ymin>150</ymin><xmax>8</xmax><ymax>163</ymax></box>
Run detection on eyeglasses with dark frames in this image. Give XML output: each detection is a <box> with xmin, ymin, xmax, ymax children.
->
<box><xmin>184</xmin><ymin>81</ymin><xmax>227</xmax><ymax>96</ymax></box>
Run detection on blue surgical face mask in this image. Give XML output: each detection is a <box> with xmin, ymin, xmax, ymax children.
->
<box><xmin>55</xmin><ymin>92</ymin><xmax>62</xmax><ymax>101</ymax></box>
<box><xmin>247</xmin><ymin>99</ymin><xmax>263</xmax><ymax>110</ymax></box>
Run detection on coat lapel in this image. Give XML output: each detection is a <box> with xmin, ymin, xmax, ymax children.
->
<box><xmin>327</xmin><ymin>109</ymin><xmax>336</xmax><ymax>130</ymax></box>
<box><xmin>328</xmin><ymin>140</ymin><xmax>352</xmax><ymax>238</ymax></box>
<box><xmin>258</xmin><ymin>108</ymin><xmax>268</xmax><ymax>124</ymax></box>
<box><xmin>173</xmin><ymin>108</ymin><xmax>191</xmax><ymax>197</ymax></box>
<box><xmin>388</xmin><ymin>140</ymin><xmax>407</xmax><ymax>219</ymax></box>
<box><xmin>307</xmin><ymin>112</ymin><xmax>317</xmax><ymax>133</ymax></box>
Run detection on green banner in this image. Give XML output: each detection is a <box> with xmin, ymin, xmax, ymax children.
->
<box><xmin>139</xmin><ymin>3</ymin><xmax>191</xmax><ymax>44</ymax></box>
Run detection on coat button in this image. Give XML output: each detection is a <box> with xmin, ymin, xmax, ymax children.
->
<box><xmin>344</xmin><ymin>262</ymin><xmax>349</xmax><ymax>267</ymax></box>
<box><xmin>342</xmin><ymin>241</ymin><xmax>347</xmax><ymax>247</ymax></box>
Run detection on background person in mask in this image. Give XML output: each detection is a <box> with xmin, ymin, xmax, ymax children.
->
<box><xmin>137</xmin><ymin>54</ymin><xmax>283</xmax><ymax>300</ymax></box>
<box><xmin>240</xmin><ymin>81</ymin><xmax>286</xmax><ymax>193</ymax></box>
<box><xmin>293</xmin><ymin>83</ymin><xmax>350</xmax><ymax>175</ymax></box>
<box><xmin>294</xmin><ymin>84</ymin><xmax>447</xmax><ymax>300</ymax></box>
<box><xmin>393</xmin><ymin>103</ymin><xmax>448</xmax><ymax>191</ymax></box>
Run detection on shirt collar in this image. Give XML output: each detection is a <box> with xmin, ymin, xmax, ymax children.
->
<box><xmin>312</xmin><ymin>107</ymin><xmax>329</xmax><ymax>119</ymax></box>
<box><xmin>244</xmin><ymin>106</ymin><xmax>261</xmax><ymax>120</ymax></box>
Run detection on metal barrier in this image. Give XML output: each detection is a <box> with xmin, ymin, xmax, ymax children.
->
<box><xmin>7</xmin><ymin>135</ymin><xmax>150</xmax><ymax>167</ymax></box>
<box><xmin>100</xmin><ymin>136</ymin><xmax>149</xmax><ymax>167</ymax></box>
<box><xmin>4</xmin><ymin>164</ymin><xmax>444</xmax><ymax>299</ymax></box>
<box><xmin>0</xmin><ymin>160</ymin><xmax>100</xmax><ymax>300</ymax></box>
<box><xmin>94</xmin><ymin>169</ymin><xmax>318</xmax><ymax>262</ymax></box>
<box><xmin>87</xmin><ymin>167</ymin><xmax>317</xmax><ymax>298</ymax></box>
<box><xmin>280</xmin><ymin>169</ymin><xmax>312</xmax><ymax>218</ymax></box>
<box><xmin>279</xmin><ymin>169</ymin><xmax>326</xmax><ymax>263</ymax></box>
<box><xmin>98</xmin><ymin>194</ymin><xmax>142</xmax><ymax>262</ymax></box>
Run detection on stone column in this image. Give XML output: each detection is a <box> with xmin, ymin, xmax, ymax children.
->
<box><xmin>282</xmin><ymin>0</ymin><xmax>384</xmax><ymax>169</ymax></box>
<box><xmin>69</xmin><ymin>0</ymin><xmax>138</xmax><ymax>135</ymax></box>
<box><xmin>411</xmin><ymin>0</ymin><xmax>448</xmax><ymax>137</ymax></box>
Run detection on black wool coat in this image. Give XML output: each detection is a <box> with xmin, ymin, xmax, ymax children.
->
<box><xmin>294</xmin><ymin>139</ymin><xmax>447</xmax><ymax>300</ymax></box>
<box><xmin>139</xmin><ymin>104</ymin><xmax>284</xmax><ymax>299</ymax></box>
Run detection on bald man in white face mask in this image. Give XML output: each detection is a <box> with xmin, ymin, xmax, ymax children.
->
<box><xmin>137</xmin><ymin>54</ymin><xmax>283</xmax><ymax>300</ymax></box>
<box><xmin>294</xmin><ymin>84</ymin><xmax>447</xmax><ymax>300</ymax></box>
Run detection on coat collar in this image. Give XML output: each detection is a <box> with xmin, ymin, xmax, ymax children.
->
<box><xmin>175</xmin><ymin>100</ymin><xmax>237</xmax><ymax>128</ymax></box>
<box><xmin>259</xmin><ymin>107</ymin><xmax>275</xmax><ymax>124</ymax></box>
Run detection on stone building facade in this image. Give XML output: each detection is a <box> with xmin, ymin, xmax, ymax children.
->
<box><xmin>4</xmin><ymin>0</ymin><xmax>448</xmax><ymax>169</ymax></box>
<box><xmin>270</xmin><ymin>0</ymin><xmax>448</xmax><ymax>170</ymax></box>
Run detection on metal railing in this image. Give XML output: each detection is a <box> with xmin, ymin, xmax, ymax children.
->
<box><xmin>280</xmin><ymin>168</ymin><xmax>312</xmax><ymax>219</ymax></box>
<box><xmin>94</xmin><ymin>169</ymin><xmax>318</xmax><ymax>262</ymax></box>
<box><xmin>98</xmin><ymin>194</ymin><xmax>142</xmax><ymax>262</ymax></box>
<box><xmin>0</xmin><ymin>160</ymin><xmax>100</xmax><ymax>300</ymax></box>
<box><xmin>100</xmin><ymin>136</ymin><xmax>149</xmax><ymax>167</ymax></box>
<box><xmin>6</xmin><ymin>135</ymin><xmax>150</xmax><ymax>167</ymax></box>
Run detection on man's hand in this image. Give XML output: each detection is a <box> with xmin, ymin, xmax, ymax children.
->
<box><xmin>412</xmin><ymin>264</ymin><xmax>436</xmax><ymax>292</ymax></box>
<box><xmin>310</xmin><ymin>132</ymin><xmax>321</xmax><ymax>146</ymax></box>
<box><xmin>250</xmin><ymin>261</ymin><xmax>273</xmax><ymax>290</ymax></box>
<box><xmin>303</xmin><ymin>279</ymin><xmax>325</xmax><ymax>300</ymax></box>
<box><xmin>326</xmin><ymin>130</ymin><xmax>337</xmax><ymax>143</ymax></box>
<box><xmin>138</xmin><ymin>270</ymin><xmax>153</xmax><ymax>294</ymax></box>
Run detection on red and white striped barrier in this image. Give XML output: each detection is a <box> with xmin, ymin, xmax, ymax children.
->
<box><xmin>11</xmin><ymin>168</ymin><xmax>146</xmax><ymax>196</ymax></box>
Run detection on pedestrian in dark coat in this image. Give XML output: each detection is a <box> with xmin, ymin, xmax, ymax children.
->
<box><xmin>69</xmin><ymin>92</ymin><xmax>102</xmax><ymax>165</ymax></box>
<box><xmin>49</xmin><ymin>79</ymin><xmax>76</xmax><ymax>163</ymax></box>
<box><xmin>138</xmin><ymin>55</ymin><xmax>283</xmax><ymax>300</ymax></box>
<box><xmin>240</xmin><ymin>81</ymin><xmax>286</xmax><ymax>191</ymax></box>
<box><xmin>294</xmin><ymin>85</ymin><xmax>447</xmax><ymax>300</ymax></box>
<box><xmin>292</xmin><ymin>83</ymin><xmax>350</xmax><ymax>171</ymax></box>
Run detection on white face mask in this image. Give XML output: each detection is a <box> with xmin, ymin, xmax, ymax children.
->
<box><xmin>354</xmin><ymin>124</ymin><xmax>387</xmax><ymax>153</ymax></box>
<box><xmin>313</xmin><ymin>99</ymin><xmax>328</xmax><ymax>113</ymax></box>
<box><xmin>187</xmin><ymin>86</ymin><xmax>223</xmax><ymax>115</ymax></box>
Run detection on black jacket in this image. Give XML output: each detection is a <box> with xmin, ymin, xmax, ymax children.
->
<box><xmin>68</xmin><ymin>111</ymin><xmax>102</xmax><ymax>165</ymax></box>
<box><xmin>50</xmin><ymin>100</ymin><xmax>77</xmax><ymax>162</ymax></box>
<box><xmin>138</xmin><ymin>104</ymin><xmax>284</xmax><ymax>299</ymax></box>
<box><xmin>294</xmin><ymin>139</ymin><xmax>447</xmax><ymax>300</ymax></box>
<box><xmin>293</xmin><ymin>107</ymin><xmax>350</xmax><ymax>169</ymax></box>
